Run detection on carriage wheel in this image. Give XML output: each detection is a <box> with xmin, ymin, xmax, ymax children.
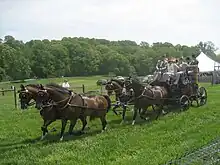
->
<box><xmin>197</xmin><ymin>87</ymin><xmax>207</xmax><ymax>106</ymax></box>
<box><xmin>179</xmin><ymin>95</ymin><xmax>190</xmax><ymax>111</ymax></box>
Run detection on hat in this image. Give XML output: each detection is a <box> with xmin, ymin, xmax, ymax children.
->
<box><xmin>186</xmin><ymin>57</ymin><xmax>190</xmax><ymax>60</ymax></box>
<box><xmin>192</xmin><ymin>54</ymin><xmax>196</xmax><ymax>58</ymax></box>
<box><xmin>162</xmin><ymin>54</ymin><xmax>167</xmax><ymax>58</ymax></box>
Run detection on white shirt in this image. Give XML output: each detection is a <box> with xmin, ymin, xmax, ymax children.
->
<box><xmin>167</xmin><ymin>63</ymin><xmax>179</xmax><ymax>74</ymax></box>
<box><xmin>179</xmin><ymin>62</ymin><xmax>188</xmax><ymax>71</ymax></box>
<box><xmin>62</xmin><ymin>82</ymin><xmax>70</xmax><ymax>88</ymax></box>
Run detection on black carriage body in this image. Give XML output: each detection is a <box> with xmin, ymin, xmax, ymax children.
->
<box><xmin>150</xmin><ymin>65</ymin><xmax>207</xmax><ymax>110</ymax></box>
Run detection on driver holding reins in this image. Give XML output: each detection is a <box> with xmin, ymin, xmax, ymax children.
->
<box><xmin>153</xmin><ymin>54</ymin><xmax>168</xmax><ymax>82</ymax></box>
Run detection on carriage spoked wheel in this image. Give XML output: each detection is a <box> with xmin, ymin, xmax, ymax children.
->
<box><xmin>197</xmin><ymin>86</ymin><xmax>207</xmax><ymax>106</ymax></box>
<box><xmin>179</xmin><ymin>95</ymin><xmax>190</xmax><ymax>111</ymax></box>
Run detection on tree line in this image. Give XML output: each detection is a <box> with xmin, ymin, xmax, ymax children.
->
<box><xmin>0</xmin><ymin>35</ymin><xmax>219</xmax><ymax>81</ymax></box>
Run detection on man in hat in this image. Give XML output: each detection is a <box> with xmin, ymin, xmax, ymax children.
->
<box><xmin>190</xmin><ymin>54</ymin><xmax>199</xmax><ymax>65</ymax></box>
<box><xmin>156</xmin><ymin>54</ymin><xmax>168</xmax><ymax>72</ymax></box>
<box><xmin>185</xmin><ymin>57</ymin><xmax>191</xmax><ymax>65</ymax></box>
<box><xmin>62</xmin><ymin>79</ymin><xmax>70</xmax><ymax>89</ymax></box>
<box><xmin>162</xmin><ymin>58</ymin><xmax>179</xmax><ymax>84</ymax></box>
<box><xmin>175</xmin><ymin>57</ymin><xmax>189</xmax><ymax>85</ymax></box>
<box><xmin>154</xmin><ymin>55</ymin><xmax>168</xmax><ymax>82</ymax></box>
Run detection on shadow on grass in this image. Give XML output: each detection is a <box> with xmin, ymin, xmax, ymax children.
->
<box><xmin>0</xmin><ymin>129</ymin><xmax>103</xmax><ymax>153</ymax></box>
<box><xmin>0</xmin><ymin>104</ymin><xmax>193</xmax><ymax>153</ymax></box>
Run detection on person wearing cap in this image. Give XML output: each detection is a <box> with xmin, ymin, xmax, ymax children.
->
<box><xmin>178</xmin><ymin>57</ymin><xmax>188</xmax><ymax>70</ymax></box>
<box><xmin>156</xmin><ymin>55</ymin><xmax>168</xmax><ymax>72</ymax></box>
<box><xmin>175</xmin><ymin>57</ymin><xmax>189</xmax><ymax>85</ymax></box>
<box><xmin>154</xmin><ymin>55</ymin><xmax>168</xmax><ymax>82</ymax></box>
<box><xmin>190</xmin><ymin>54</ymin><xmax>199</xmax><ymax>65</ymax></box>
<box><xmin>162</xmin><ymin>58</ymin><xmax>179</xmax><ymax>84</ymax></box>
<box><xmin>189</xmin><ymin>54</ymin><xmax>199</xmax><ymax>87</ymax></box>
<box><xmin>62</xmin><ymin>79</ymin><xmax>70</xmax><ymax>89</ymax></box>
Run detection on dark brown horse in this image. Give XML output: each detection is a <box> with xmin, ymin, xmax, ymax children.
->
<box><xmin>124</xmin><ymin>77</ymin><xmax>168</xmax><ymax>125</ymax></box>
<box><xmin>79</xmin><ymin>94</ymin><xmax>111</xmax><ymax>131</ymax></box>
<box><xmin>105</xmin><ymin>78</ymin><xmax>134</xmax><ymax>124</ymax></box>
<box><xmin>105</xmin><ymin>78</ymin><xmax>125</xmax><ymax>101</ymax></box>
<box><xmin>36</xmin><ymin>83</ymin><xmax>111</xmax><ymax>141</ymax></box>
<box><xmin>18</xmin><ymin>84</ymin><xmax>41</xmax><ymax>109</ymax></box>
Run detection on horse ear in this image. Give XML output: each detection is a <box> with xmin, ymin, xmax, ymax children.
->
<box><xmin>40</xmin><ymin>84</ymin><xmax>44</xmax><ymax>89</ymax></box>
<box><xmin>20</xmin><ymin>84</ymin><xmax>25</xmax><ymax>89</ymax></box>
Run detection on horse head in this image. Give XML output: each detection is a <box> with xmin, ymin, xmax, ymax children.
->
<box><xmin>18</xmin><ymin>84</ymin><xmax>40</xmax><ymax>110</ymax></box>
<box><xmin>36</xmin><ymin>83</ymin><xmax>73</xmax><ymax>110</ymax></box>
<box><xmin>35</xmin><ymin>84</ymin><xmax>50</xmax><ymax>110</ymax></box>
<box><xmin>105</xmin><ymin>79</ymin><xmax>122</xmax><ymax>96</ymax></box>
<box><xmin>124</xmin><ymin>77</ymin><xmax>145</xmax><ymax>96</ymax></box>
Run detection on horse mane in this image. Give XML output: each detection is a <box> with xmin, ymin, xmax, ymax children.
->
<box><xmin>111</xmin><ymin>79</ymin><xmax>124</xmax><ymax>88</ymax></box>
<box><xmin>45</xmin><ymin>83</ymin><xmax>72</xmax><ymax>95</ymax></box>
<box><xmin>26</xmin><ymin>84</ymin><xmax>40</xmax><ymax>88</ymax></box>
<box><xmin>131</xmin><ymin>77</ymin><xmax>147</xmax><ymax>88</ymax></box>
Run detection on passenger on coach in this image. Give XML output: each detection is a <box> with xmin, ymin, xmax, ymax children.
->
<box><xmin>156</xmin><ymin>55</ymin><xmax>168</xmax><ymax>72</ymax></box>
<box><xmin>162</xmin><ymin>59</ymin><xmax>179</xmax><ymax>83</ymax></box>
<box><xmin>190</xmin><ymin>54</ymin><xmax>199</xmax><ymax>65</ymax></box>
<box><xmin>175</xmin><ymin>57</ymin><xmax>189</xmax><ymax>85</ymax></box>
<box><xmin>62</xmin><ymin>80</ymin><xmax>70</xmax><ymax>89</ymax></box>
<box><xmin>153</xmin><ymin>55</ymin><xmax>168</xmax><ymax>82</ymax></box>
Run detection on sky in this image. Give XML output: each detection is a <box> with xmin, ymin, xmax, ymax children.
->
<box><xmin>0</xmin><ymin>0</ymin><xmax>220</xmax><ymax>49</ymax></box>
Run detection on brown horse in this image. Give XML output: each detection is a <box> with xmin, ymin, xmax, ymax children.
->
<box><xmin>105</xmin><ymin>78</ymin><xmax>125</xmax><ymax>101</ymax></box>
<box><xmin>76</xmin><ymin>94</ymin><xmax>111</xmax><ymax>132</ymax></box>
<box><xmin>18</xmin><ymin>84</ymin><xmax>41</xmax><ymax>109</ymax></box>
<box><xmin>105</xmin><ymin>78</ymin><xmax>135</xmax><ymax>124</ymax></box>
<box><xmin>36</xmin><ymin>83</ymin><xmax>111</xmax><ymax>141</ymax></box>
<box><xmin>125</xmin><ymin>77</ymin><xmax>168</xmax><ymax>125</ymax></box>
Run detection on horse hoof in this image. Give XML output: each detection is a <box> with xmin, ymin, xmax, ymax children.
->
<box><xmin>145</xmin><ymin>117</ymin><xmax>150</xmax><ymax>121</ymax></box>
<box><xmin>120</xmin><ymin>121</ymin><xmax>124</xmax><ymax>125</ymax></box>
<box><xmin>132</xmin><ymin>120</ymin><xmax>135</xmax><ymax>125</ymax></box>
<box><xmin>59</xmin><ymin>136</ymin><xmax>63</xmax><ymax>141</ymax></box>
<box><xmin>40</xmin><ymin>132</ymin><xmax>47</xmax><ymax>141</ymax></box>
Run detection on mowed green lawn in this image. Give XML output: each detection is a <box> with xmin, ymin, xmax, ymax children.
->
<box><xmin>0</xmin><ymin>76</ymin><xmax>219</xmax><ymax>165</ymax></box>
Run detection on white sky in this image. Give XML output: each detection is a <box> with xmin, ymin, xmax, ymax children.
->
<box><xmin>0</xmin><ymin>0</ymin><xmax>220</xmax><ymax>48</ymax></box>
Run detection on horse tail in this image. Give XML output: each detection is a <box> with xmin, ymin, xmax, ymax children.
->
<box><xmin>102</xmin><ymin>94</ymin><xmax>111</xmax><ymax>112</ymax></box>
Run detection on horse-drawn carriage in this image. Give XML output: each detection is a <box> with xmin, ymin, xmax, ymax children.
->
<box><xmin>153</xmin><ymin>64</ymin><xmax>207</xmax><ymax>109</ymax></box>
<box><xmin>105</xmin><ymin>64</ymin><xmax>207</xmax><ymax>125</ymax></box>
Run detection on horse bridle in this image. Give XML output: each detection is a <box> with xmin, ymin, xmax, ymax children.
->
<box><xmin>19</xmin><ymin>89</ymin><xmax>35</xmax><ymax>106</ymax></box>
<box><xmin>107</xmin><ymin>81</ymin><xmax>134</xmax><ymax>99</ymax></box>
<box><xmin>37</xmin><ymin>89</ymin><xmax>86</xmax><ymax>112</ymax></box>
<box><xmin>125</xmin><ymin>79</ymin><xmax>156</xmax><ymax>100</ymax></box>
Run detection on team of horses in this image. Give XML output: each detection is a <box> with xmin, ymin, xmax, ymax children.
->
<box><xmin>18</xmin><ymin>76</ymin><xmax>197</xmax><ymax>141</ymax></box>
<box><xmin>18</xmin><ymin>83</ymin><xmax>111</xmax><ymax>141</ymax></box>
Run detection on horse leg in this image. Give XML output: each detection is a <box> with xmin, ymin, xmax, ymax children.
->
<box><xmin>156</xmin><ymin>105</ymin><xmax>163</xmax><ymax>120</ymax></box>
<box><xmin>140</xmin><ymin>108</ymin><xmax>149</xmax><ymax>121</ymax></box>
<box><xmin>100</xmin><ymin>116</ymin><xmax>107</xmax><ymax>132</ymax></box>
<box><xmin>60</xmin><ymin>119</ymin><xmax>68</xmax><ymax>141</ymax></box>
<box><xmin>132</xmin><ymin>107</ymin><xmax>138</xmax><ymax>125</ymax></box>
<box><xmin>79</xmin><ymin>116</ymin><xmax>87</xmax><ymax>134</ymax></box>
<box><xmin>41</xmin><ymin>119</ymin><xmax>54</xmax><ymax>140</ymax></box>
<box><xmin>112</xmin><ymin>104</ymin><xmax>119</xmax><ymax>115</ymax></box>
<box><xmin>68</xmin><ymin>118</ymin><xmax>78</xmax><ymax>135</ymax></box>
<box><xmin>120</xmin><ymin>104</ymin><xmax>127</xmax><ymax>125</ymax></box>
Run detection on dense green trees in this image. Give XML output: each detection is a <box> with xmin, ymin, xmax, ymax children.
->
<box><xmin>0</xmin><ymin>35</ymin><xmax>218</xmax><ymax>81</ymax></box>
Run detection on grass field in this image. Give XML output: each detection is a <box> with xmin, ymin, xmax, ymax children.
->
<box><xmin>0</xmin><ymin>76</ymin><xmax>219</xmax><ymax>165</ymax></box>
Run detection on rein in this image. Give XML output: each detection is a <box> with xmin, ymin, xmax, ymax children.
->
<box><xmin>41</xmin><ymin>92</ymin><xmax>108</xmax><ymax>111</ymax></box>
